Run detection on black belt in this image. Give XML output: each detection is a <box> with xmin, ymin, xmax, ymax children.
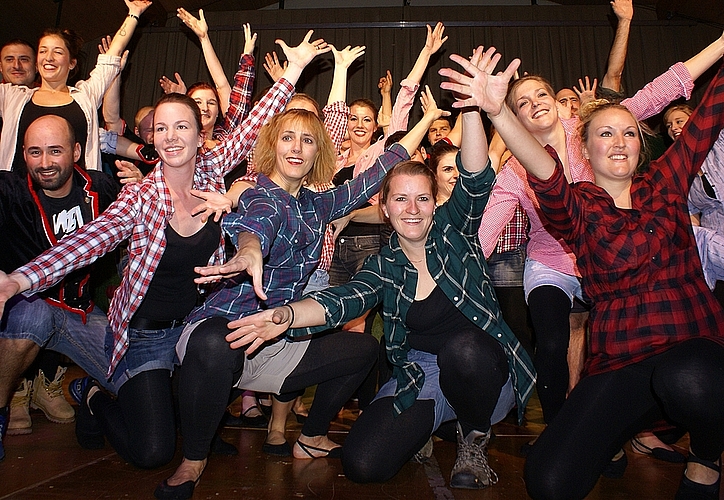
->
<box><xmin>129</xmin><ymin>317</ymin><xmax>185</xmax><ymax>330</ymax></box>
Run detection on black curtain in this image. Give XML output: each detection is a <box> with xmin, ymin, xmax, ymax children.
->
<box><xmin>78</xmin><ymin>5</ymin><xmax>721</xmax><ymax>131</ymax></box>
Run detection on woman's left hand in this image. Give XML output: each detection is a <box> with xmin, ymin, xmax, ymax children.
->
<box><xmin>226</xmin><ymin>308</ymin><xmax>291</xmax><ymax>353</ymax></box>
<box><xmin>190</xmin><ymin>189</ymin><xmax>232</xmax><ymax>222</ymax></box>
<box><xmin>177</xmin><ymin>7</ymin><xmax>208</xmax><ymax>40</ymax></box>
<box><xmin>276</xmin><ymin>30</ymin><xmax>331</xmax><ymax>71</ymax></box>
<box><xmin>573</xmin><ymin>76</ymin><xmax>598</xmax><ymax>108</ymax></box>
<box><xmin>125</xmin><ymin>0</ymin><xmax>152</xmax><ymax>17</ymax></box>
<box><xmin>420</xmin><ymin>85</ymin><xmax>450</xmax><ymax>121</ymax></box>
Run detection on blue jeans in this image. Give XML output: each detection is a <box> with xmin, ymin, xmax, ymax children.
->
<box><xmin>487</xmin><ymin>245</ymin><xmax>526</xmax><ymax>287</ymax></box>
<box><xmin>1</xmin><ymin>294</ymin><xmax>124</xmax><ymax>393</ymax></box>
<box><xmin>329</xmin><ymin>235</ymin><xmax>380</xmax><ymax>287</ymax></box>
<box><xmin>106</xmin><ymin>325</ymin><xmax>182</xmax><ymax>387</ymax></box>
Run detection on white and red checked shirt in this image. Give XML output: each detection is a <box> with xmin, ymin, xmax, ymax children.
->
<box><xmin>18</xmin><ymin>77</ymin><xmax>296</xmax><ymax>378</ymax></box>
<box><xmin>479</xmin><ymin>62</ymin><xmax>694</xmax><ymax>276</ymax></box>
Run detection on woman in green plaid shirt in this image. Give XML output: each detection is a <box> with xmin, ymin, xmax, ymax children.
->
<box><xmin>230</xmin><ymin>47</ymin><xmax>535</xmax><ymax>491</ymax></box>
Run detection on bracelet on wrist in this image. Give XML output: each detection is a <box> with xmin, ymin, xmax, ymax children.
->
<box><xmin>128</xmin><ymin>13</ymin><xmax>140</xmax><ymax>21</ymax></box>
<box><xmin>285</xmin><ymin>305</ymin><xmax>295</xmax><ymax>328</ymax></box>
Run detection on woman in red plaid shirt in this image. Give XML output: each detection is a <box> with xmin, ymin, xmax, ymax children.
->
<box><xmin>442</xmin><ymin>44</ymin><xmax>724</xmax><ymax>500</ymax></box>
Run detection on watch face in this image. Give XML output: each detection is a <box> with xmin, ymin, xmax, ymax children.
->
<box><xmin>141</xmin><ymin>144</ymin><xmax>159</xmax><ymax>162</ymax></box>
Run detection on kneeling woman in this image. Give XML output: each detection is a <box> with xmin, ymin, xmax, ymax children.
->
<box><xmin>440</xmin><ymin>46</ymin><xmax>724</xmax><ymax>499</ymax></box>
<box><xmin>231</xmin><ymin>47</ymin><xmax>535</xmax><ymax>490</ymax></box>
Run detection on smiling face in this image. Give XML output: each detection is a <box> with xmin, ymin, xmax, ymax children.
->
<box><xmin>381</xmin><ymin>173</ymin><xmax>436</xmax><ymax>246</ymax></box>
<box><xmin>512</xmin><ymin>79</ymin><xmax>559</xmax><ymax>134</ymax></box>
<box><xmin>36</xmin><ymin>35</ymin><xmax>75</xmax><ymax>85</ymax></box>
<box><xmin>153</xmin><ymin>101</ymin><xmax>204</xmax><ymax>170</ymax></box>
<box><xmin>664</xmin><ymin>109</ymin><xmax>691</xmax><ymax>141</ymax></box>
<box><xmin>434</xmin><ymin>152</ymin><xmax>459</xmax><ymax>203</ymax></box>
<box><xmin>189</xmin><ymin>87</ymin><xmax>219</xmax><ymax>135</ymax></box>
<box><xmin>427</xmin><ymin>118</ymin><xmax>452</xmax><ymax>145</ymax></box>
<box><xmin>347</xmin><ymin>104</ymin><xmax>377</xmax><ymax>149</ymax></box>
<box><xmin>24</xmin><ymin>115</ymin><xmax>80</xmax><ymax>197</ymax></box>
<box><xmin>582</xmin><ymin>107</ymin><xmax>641</xmax><ymax>186</ymax></box>
<box><xmin>1</xmin><ymin>43</ymin><xmax>36</xmax><ymax>86</ymax></box>
<box><xmin>271</xmin><ymin>116</ymin><xmax>319</xmax><ymax>192</ymax></box>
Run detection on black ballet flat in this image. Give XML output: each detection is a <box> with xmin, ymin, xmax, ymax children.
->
<box><xmin>675</xmin><ymin>455</ymin><xmax>721</xmax><ymax>500</ymax></box>
<box><xmin>631</xmin><ymin>436</ymin><xmax>686</xmax><ymax>463</ymax></box>
<box><xmin>262</xmin><ymin>440</ymin><xmax>292</xmax><ymax>456</ymax></box>
<box><xmin>153</xmin><ymin>479</ymin><xmax>197</xmax><ymax>500</ymax></box>
<box><xmin>291</xmin><ymin>408</ymin><xmax>308</xmax><ymax>424</ymax></box>
<box><xmin>601</xmin><ymin>450</ymin><xmax>628</xmax><ymax>479</ymax></box>
<box><xmin>296</xmin><ymin>439</ymin><xmax>343</xmax><ymax>459</ymax></box>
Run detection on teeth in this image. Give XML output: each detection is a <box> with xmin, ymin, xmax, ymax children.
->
<box><xmin>532</xmin><ymin>109</ymin><xmax>548</xmax><ymax>119</ymax></box>
<box><xmin>609</xmin><ymin>154</ymin><xmax>627</xmax><ymax>160</ymax></box>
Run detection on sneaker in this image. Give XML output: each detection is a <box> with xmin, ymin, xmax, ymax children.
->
<box><xmin>0</xmin><ymin>406</ymin><xmax>8</xmax><ymax>461</ymax></box>
<box><xmin>31</xmin><ymin>368</ymin><xmax>75</xmax><ymax>424</ymax></box>
<box><xmin>449</xmin><ymin>422</ymin><xmax>498</xmax><ymax>489</ymax></box>
<box><xmin>411</xmin><ymin>437</ymin><xmax>434</xmax><ymax>463</ymax></box>
<box><xmin>8</xmin><ymin>380</ymin><xmax>32</xmax><ymax>435</ymax></box>
<box><xmin>68</xmin><ymin>377</ymin><xmax>104</xmax><ymax>450</ymax></box>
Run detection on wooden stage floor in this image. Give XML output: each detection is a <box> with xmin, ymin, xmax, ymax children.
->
<box><xmin>0</xmin><ymin>365</ymin><xmax>719</xmax><ymax>500</ymax></box>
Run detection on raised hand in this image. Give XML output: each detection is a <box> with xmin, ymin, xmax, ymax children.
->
<box><xmin>424</xmin><ymin>22</ymin><xmax>448</xmax><ymax>55</ymax></box>
<box><xmin>378</xmin><ymin>70</ymin><xmax>393</xmax><ymax>94</ymax></box>
<box><xmin>242</xmin><ymin>23</ymin><xmax>257</xmax><ymax>55</ymax></box>
<box><xmin>125</xmin><ymin>0</ymin><xmax>152</xmax><ymax>17</ymax></box>
<box><xmin>573</xmin><ymin>76</ymin><xmax>598</xmax><ymax>107</ymax></box>
<box><xmin>177</xmin><ymin>7</ymin><xmax>208</xmax><ymax>40</ymax></box>
<box><xmin>263</xmin><ymin>51</ymin><xmax>287</xmax><ymax>82</ymax></box>
<box><xmin>276</xmin><ymin>30</ymin><xmax>331</xmax><ymax>71</ymax></box>
<box><xmin>332</xmin><ymin>44</ymin><xmax>365</xmax><ymax>70</ymax></box>
<box><xmin>420</xmin><ymin>85</ymin><xmax>450</xmax><ymax>122</ymax></box>
<box><xmin>190</xmin><ymin>189</ymin><xmax>232</xmax><ymax>223</ymax></box>
<box><xmin>159</xmin><ymin>72</ymin><xmax>186</xmax><ymax>94</ymax></box>
<box><xmin>225</xmin><ymin>307</ymin><xmax>292</xmax><ymax>352</ymax></box>
<box><xmin>611</xmin><ymin>0</ymin><xmax>633</xmax><ymax>22</ymax></box>
<box><xmin>99</xmin><ymin>36</ymin><xmax>130</xmax><ymax>70</ymax></box>
<box><xmin>439</xmin><ymin>46</ymin><xmax>520</xmax><ymax>116</ymax></box>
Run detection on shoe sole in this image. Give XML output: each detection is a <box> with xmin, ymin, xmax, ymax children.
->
<box><xmin>7</xmin><ymin>427</ymin><xmax>32</xmax><ymax>436</ymax></box>
<box><xmin>30</xmin><ymin>402</ymin><xmax>75</xmax><ymax>424</ymax></box>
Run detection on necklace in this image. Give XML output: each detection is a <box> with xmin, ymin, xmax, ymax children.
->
<box><xmin>408</xmin><ymin>257</ymin><xmax>424</xmax><ymax>263</ymax></box>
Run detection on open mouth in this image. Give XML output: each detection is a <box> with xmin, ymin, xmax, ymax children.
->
<box><xmin>532</xmin><ymin>109</ymin><xmax>549</xmax><ymax>119</ymax></box>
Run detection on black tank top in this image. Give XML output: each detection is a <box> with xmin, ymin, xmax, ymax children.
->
<box><xmin>406</xmin><ymin>285</ymin><xmax>482</xmax><ymax>354</ymax></box>
<box><xmin>12</xmin><ymin>98</ymin><xmax>88</xmax><ymax>176</ymax></box>
<box><xmin>133</xmin><ymin>220</ymin><xmax>221</xmax><ymax>321</ymax></box>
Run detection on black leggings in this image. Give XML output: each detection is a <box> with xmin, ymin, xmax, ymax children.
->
<box><xmin>527</xmin><ymin>285</ymin><xmax>571</xmax><ymax>424</ymax></box>
<box><xmin>89</xmin><ymin>369</ymin><xmax>176</xmax><ymax>469</ymax></box>
<box><xmin>342</xmin><ymin>330</ymin><xmax>509</xmax><ymax>483</ymax></box>
<box><xmin>525</xmin><ymin>338</ymin><xmax>724</xmax><ymax>500</ymax></box>
<box><xmin>179</xmin><ymin>317</ymin><xmax>378</xmax><ymax>460</ymax></box>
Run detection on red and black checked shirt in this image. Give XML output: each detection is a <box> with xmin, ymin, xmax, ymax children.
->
<box><xmin>529</xmin><ymin>64</ymin><xmax>724</xmax><ymax>377</ymax></box>
<box><xmin>18</xmin><ymin>77</ymin><xmax>296</xmax><ymax>378</ymax></box>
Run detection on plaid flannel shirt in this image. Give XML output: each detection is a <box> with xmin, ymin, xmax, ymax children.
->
<box><xmin>214</xmin><ymin>53</ymin><xmax>255</xmax><ymax>138</ymax></box>
<box><xmin>479</xmin><ymin>62</ymin><xmax>694</xmax><ymax>274</ymax></box>
<box><xmin>186</xmin><ymin>144</ymin><xmax>409</xmax><ymax>324</ymax></box>
<box><xmin>296</xmin><ymin>154</ymin><xmax>536</xmax><ymax>423</ymax></box>
<box><xmin>17</xmin><ymin>76</ymin><xmax>296</xmax><ymax>378</ymax></box>
<box><xmin>528</xmin><ymin>63</ymin><xmax>724</xmax><ymax>377</ymax></box>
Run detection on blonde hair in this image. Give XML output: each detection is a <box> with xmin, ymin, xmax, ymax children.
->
<box><xmin>663</xmin><ymin>104</ymin><xmax>693</xmax><ymax>126</ymax></box>
<box><xmin>255</xmin><ymin>109</ymin><xmax>336</xmax><ymax>186</ymax></box>
<box><xmin>579</xmin><ymin>99</ymin><xmax>654</xmax><ymax>171</ymax></box>
<box><xmin>505</xmin><ymin>75</ymin><xmax>556</xmax><ymax>116</ymax></box>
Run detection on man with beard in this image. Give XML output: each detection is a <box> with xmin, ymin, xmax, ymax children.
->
<box><xmin>0</xmin><ymin>114</ymin><xmax>117</xmax><ymax>461</ymax></box>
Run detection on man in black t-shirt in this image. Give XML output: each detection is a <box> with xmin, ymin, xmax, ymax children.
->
<box><xmin>0</xmin><ymin>115</ymin><xmax>118</xmax><ymax>461</ymax></box>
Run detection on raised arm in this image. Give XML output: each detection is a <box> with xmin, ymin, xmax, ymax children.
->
<box><xmin>377</xmin><ymin>70</ymin><xmax>393</xmax><ymax>132</ymax></box>
<box><xmin>683</xmin><ymin>30</ymin><xmax>724</xmax><ymax>81</ymax></box>
<box><xmin>397</xmin><ymin>86</ymin><xmax>450</xmax><ymax>156</ymax></box>
<box><xmin>407</xmin><ymin>23</ymin><xmax>448</xmax><ymax>85</ymax></box>
<box><xmin>99</xmin><ymin>36</ymin><xmax>130</xmax><ymax>133</ymax></box>
<box><xmin>601</xmin><ymin>0</ymin><xmax>633</xmax><ymax>92</ymax></box>
<box><xmin>105</xmin><ymin>1</ymin><xmax>152</xmax><ymax>57</ymax></box>
<box><xmin>177</xmin><ymin>8</ymin><xmax>232</xmax><ymax>114</ymax></box>
<box><xmin>440</xmin><ymin>47</ymin><xmax>556</xmax><ymax>180</ymax></box>
<box><xmin>327</xmin><ymin>44</ymin><xmax>365</xmax><ymax>105</ymax></box>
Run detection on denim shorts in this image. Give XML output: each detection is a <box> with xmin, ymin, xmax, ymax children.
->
<box><xmin>523</xmin><ymin>258</ymin><xmax>584</xmax><ymax>306</ymax></box>
<box><xmin>303</xmin><ymin>269</ymin><xmax>330</xmax><ymax>294</ymax></box>
<box><xmin>0</xmin><ymin>293</ymin><xmax>123</xmax><ymax>393</ymax></box>
<box><xmin>106</xmin><ymin>324</ymin><xmax>183</xmax><ymax>386</ymax></box>
<box><xmin>373</xmin><ymin>349</ymin><xmax>515</xmax><ymax>431</ymax></box>
<box><xmin>487</xmin><ymin>245</ymin><xmax>526</xmax><ymax>287</ymax></box>
<box><xmin>329</xmin><ymin>235</ymin><xmax>380</xmax><ymax>286</ymax></box>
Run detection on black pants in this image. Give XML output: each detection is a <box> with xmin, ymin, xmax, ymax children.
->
<box><xmin>525</xmin><ymin>338</ymin><xmax>724</xmax><ymax>500</ymax></box>
<box><xmin>89</xmin><ymin>369</ymin><xmax>176</xmax><ymax>469</ymax></box>
<box><xmin>179</xmin><ymin>317</ymin><xmax>378</xmax><ymax>460</ymax></box>
<box><xmin>527</xmin><ymin>285</ymin><xmax>571</xmax><ymax>424</ymax></box>
<box><xmin>342</xmin><ymin>330</ymin><xmax>509</xmax><ymax>483</ymax></box>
